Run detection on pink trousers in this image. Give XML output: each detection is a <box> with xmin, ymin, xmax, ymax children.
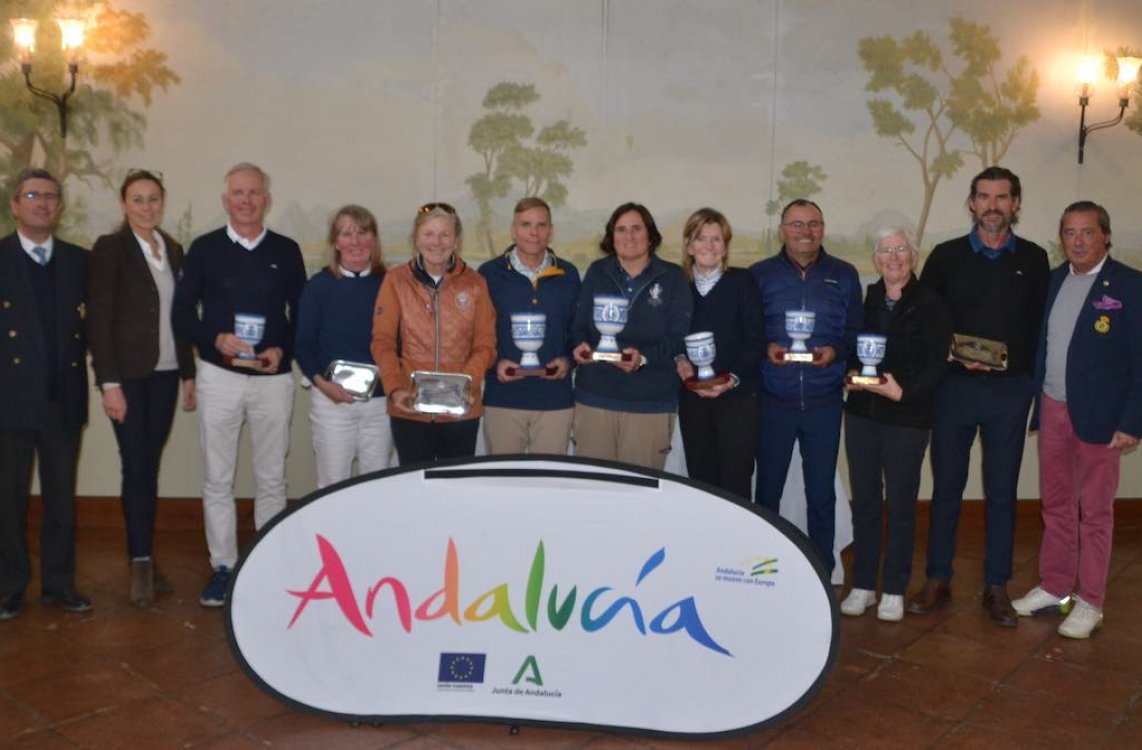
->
<box><xmin>1037</xmin><ymin>395</ymin><xmax>1121</xmax><ymax>608</ymax></box>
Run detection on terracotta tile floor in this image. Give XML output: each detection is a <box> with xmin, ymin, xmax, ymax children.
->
<box><xmin>3</xmin><ymin>498</ymin><xmax>1142</xmax><ymax>749</ymax></box>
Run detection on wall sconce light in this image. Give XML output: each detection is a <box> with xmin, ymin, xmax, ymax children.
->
<box><xmin>1078</xmin><ymin>54</ymin><xmax>1142</xmax><ymax>164</ymax></box>
<box><xmin>9</xmin><ymin>16</ymin><xmax>85</xmax><ymax>140</ymax></box>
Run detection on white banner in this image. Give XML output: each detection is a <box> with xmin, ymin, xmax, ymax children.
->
<box><xmin>226</xmin><ymin>456</ymin><xmax>838</xmax><ymax>738</ymax></box>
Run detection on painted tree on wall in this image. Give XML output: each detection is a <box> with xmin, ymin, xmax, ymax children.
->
<box><xmin>0</xmin><ymin>0</ymin><xmax>179</xmax><ymax>236</ymax></box>
<box><xmin>466</xmin><ymin>82</ymin><xmax>587</xmax><ymax>257</ymax></box>
<box><xmin>857</xmin><ymin>17</ymin><xmax>1039</xmax><ymax>246</ymax></box>
<box><xmin>764</xmin><ymin>160</ymin><xmax>827</xmax><ymax>250</ymax></box>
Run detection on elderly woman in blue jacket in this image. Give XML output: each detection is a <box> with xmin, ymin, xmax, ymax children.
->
<box><xmin>571</xmin><ymin>202</ymin><xmax>692</xmax><ymax>470</ymax></box>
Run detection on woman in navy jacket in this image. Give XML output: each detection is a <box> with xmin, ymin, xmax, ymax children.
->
<box><xmin>571</xmin><ymin>203</ymin><xmax>691</xmax><ymax>470</ymax></box>
<box><xmin>674</xmin><ymin>208</ymin><xmax>763</xmax><ymax>501</ymax></box>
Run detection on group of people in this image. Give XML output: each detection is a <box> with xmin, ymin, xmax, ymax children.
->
<box><xmin>0</xmin><ymin>163</ymin><xmax>1137</xmax><ymax>644</ymax></box>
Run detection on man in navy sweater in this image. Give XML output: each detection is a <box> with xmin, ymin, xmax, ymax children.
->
<box><xmin>908</xmin><ymin>167</ymin><xmax>1049</xmax><ymax>627</ymax></box>
<box><xmin>172</xmin><ymin>163</ymin><xmax>306</xmax><ymax>607</ymax></box>
<box><xmin>750</xmin><ymin>200</ymin><xmax>863</xmax><ymax>575</ymax></box>
<box><xmin>480</xmin><ymin>197</ymin><xmax>580</xmax><ymax>454</ymax></box>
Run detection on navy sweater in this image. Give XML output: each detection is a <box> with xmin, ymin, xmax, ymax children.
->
<box><xmin>572</xmin><ymin>255</ymin><xmax>692</xmax><ymax>414</ymax></box>
<box><xmin>920</xmin><ymin>233</ymin><xmax>1049</xmax><ymax>379</ymax></box>
<box><xmin>680</xmin><ymin>267</ymin><xmax>764</xmax><ymax>401</ymax></box>
<box><xmin>172</xmin><ymin>227</ymin><xmax>306</xmax><ymax>375</ymax></box>
<box><xmin>295</xmin><ymin>267</ymin><xmax>385</xmax><ymax>395</ymax></box>
<box><xmin>480</xmin><ymin>248</ymin><xmax>581</xmax><ymax>410</ymax></box>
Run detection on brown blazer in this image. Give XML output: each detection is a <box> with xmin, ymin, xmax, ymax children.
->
<box><xmin>88</xmin><ymin>226</ymin><xmax>195</xmax><ymax>385</ymax></box>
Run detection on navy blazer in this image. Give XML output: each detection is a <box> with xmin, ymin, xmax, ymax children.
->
<box><xmin>1031</xmin><ymin>257</ymin><xmax>1142</xmax><ymax>444</ymax></box>
<box><xmin>88</xmin><ymin>226</ymin><xmax>195</xmax><ymax>385</ymax></box>
<box><xmin>0</xmin><ymin>232</ymin><xmax>89</xmax><ymax>430</ymax></box>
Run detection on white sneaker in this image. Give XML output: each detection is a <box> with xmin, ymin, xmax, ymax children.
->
<box><xmin>877</xmin><ymin>594</ymin><xmax>904</xmax><ymax>622</ymax></box>
<box><xmin>1058</xmin><ymin>598</ymin><xmax>1103</xmax><ymax>639</ymax></box>
<box><xmin>1012</xmin><ymin>585</ymin><xmax>1070</xmax><ymax>617</ymax></box>
<box><xmin>840</xmin><ymin>588</ymin><xmax>877</xmax><ymax>616</ymax></box>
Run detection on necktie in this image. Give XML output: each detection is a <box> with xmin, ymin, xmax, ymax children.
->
<box><xmin>32</xmin><ymin>246</ymin><xmax>48</xmax><ymax>265</ymax></box>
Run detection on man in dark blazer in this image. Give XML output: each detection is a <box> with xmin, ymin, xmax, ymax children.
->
<box><xmin>1013</xmin><ymin>201</ymin><xmax>1141</xmax><ymax>639</ymax></box>
<box><xmin>0</xmin><ymin>168</ymin><xmax>92</xmax><ymax>620</ymax></box>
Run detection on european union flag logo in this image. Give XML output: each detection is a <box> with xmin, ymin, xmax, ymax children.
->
<box><xmin>438</xmin><ymin>652</ymin><xmax>486</xmax><ymax>683</ymax></box>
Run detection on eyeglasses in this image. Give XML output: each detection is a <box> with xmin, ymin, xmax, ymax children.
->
<box><xmin>875</xmin><ymin>244</ymin><xmax>912</xmax><ymax>256</ymax></box>
<box><xmin>126</xmin><ymin>168</ymin><xmax>165</xmax><ymax>184</ymax></box>
<box><xmin>21</xmin><ymin>191</ymin><xmax>61</xmax><ymax>203</ymax></box>
<box><xmin>781</xmin><ymin>220</ymin><xmax>824</xmax><ymax>231</ymax></box>
<box><xmin>419</xmin><ymin>202</ymin><xmax>456</xmax><ymax>215</ymax></box>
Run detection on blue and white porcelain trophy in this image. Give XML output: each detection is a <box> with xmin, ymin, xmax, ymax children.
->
<box><xmin>511</xmin><ymin>312</ymin><xmax>547</xmax><ymax>374</ymax></box>
<box><xmin>685</xmin><ymin>331</ymin><xmax>717</xmax><ymax>381</ymax></box>
<box><xmin>783</xmin><ymin>309</ymin><xmax>815</xmax><ymax>362</ymax></box>
<box><xmin>231</xmin><ymin>312</ymin><xmax>266</xmax><ymax>368</ymax></box>
<box><xmin>848</xmin><ymin>333</ymin><xmax>888</xmax><ymax>385</ymax></box>
<box><xmin>592</xmin><ymin>295</ymin><xmax>629</xmax><ymax>362</ymax></box>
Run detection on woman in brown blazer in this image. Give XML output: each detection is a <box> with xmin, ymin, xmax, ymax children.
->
<box><xmin>88</xmin><ymin>170</ymin><xmax>196</xmax><ymax>606</ymax></box>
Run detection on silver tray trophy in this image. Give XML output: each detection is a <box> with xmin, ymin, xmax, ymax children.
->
<box><xmin>325</xmin><ymin>360</ymin><xmax>379</xmax><ymax>401</ymax></box>
<box><xmin>410</xmin><ymin>371</ymin><xmax>472</xmax><ymax>416</ymax></box>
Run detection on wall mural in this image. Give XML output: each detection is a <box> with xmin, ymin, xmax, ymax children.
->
<box><xmin>4</xmin><ymin>0</ymin><xmax>1139</xmax><ymax>496</ymax></box>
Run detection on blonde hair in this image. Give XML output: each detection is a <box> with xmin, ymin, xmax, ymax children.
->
<box><xmin>326</xmin><ymin>205</ymin><xmax>385</xmax><ymax>278</ymax></box>
<box><xmin>681</xmin><ymin>207</ymin><xmax>732</xmax><ymax>279</ymax></box>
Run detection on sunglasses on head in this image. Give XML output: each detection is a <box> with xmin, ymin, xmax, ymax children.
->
<box><xmin>419</xmin><ymin>202</ymin><xmax>456</xmax><ymax>215</ymax></box>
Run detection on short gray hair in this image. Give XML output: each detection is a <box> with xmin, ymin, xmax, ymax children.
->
<box><xmin>873</xmin><ymin>225</ymin><xmax>919</xmax><ymax>263</ymax></box>
<box><xmin>224</xmin><ymin>162</ymin><xmax>271</xmax><ymax>191</ymax></box>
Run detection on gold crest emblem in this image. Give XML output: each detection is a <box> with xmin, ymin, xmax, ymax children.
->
<box><xmin>1094</xmin><ymin>315</ymin><xmax>1110</xmax><ymax>334</ymax></box>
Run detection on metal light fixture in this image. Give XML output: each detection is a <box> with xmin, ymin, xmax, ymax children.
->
<box><xmin>1077</xmin><ymin>54</ymin><xmax>1142</xmax><ymax>164</ymax></box>
<box><xmin>9</xmin><ymin>16</ymin><xmax>85</xmax><ymax>140</ymax></box>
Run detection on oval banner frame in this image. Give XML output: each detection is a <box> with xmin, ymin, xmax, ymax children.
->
<box><xmin>225</xmin><ymin>455</ymin><xmax>838</xmax><ymax>739</ymax></box>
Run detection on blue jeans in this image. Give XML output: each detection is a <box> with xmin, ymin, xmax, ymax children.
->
<box><xmin>755</xmin><ymin>399</ymin><xmax>842</xmax><ymax>573</ymax></box>
<box><xmin>925</xmin><ymin>374</ymin><xmax>1033</xmax><ymax>586</ymax></box>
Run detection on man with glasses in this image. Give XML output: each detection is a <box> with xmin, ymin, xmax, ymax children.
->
<box><xmin>0</xmin><ymin>168</ymin><xmax>92</xmax><ymax>619</ymax></box>
<box><xmin>750</xmin><ymin>199</ymin><xmax>863</xmax><ymax>575</ymax></box>
<box><xmin>172</xmin><ymin>163</ymin><xmax>306</xmax><ymax>607</ymax></box>
<box><xmin>908</xmin><ymin>166</ymin><xmax>1049</xmax><ymax>627</ymax></box>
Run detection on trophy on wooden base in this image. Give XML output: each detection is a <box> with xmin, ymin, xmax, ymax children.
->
<box><xmin>507</xmin><ymin>312</ymin><xmax>556</xmax><ymax>376</ymax></box>
<box><xmin>228</xmin><ymin>312</ymin><xmax>267</xmax><ymax>369</ymax></box>
<box><xmin>847</xmin><ymin>334</ymin><xmax>888</xmax><ymax>385</ymax></box>
<box><xmin>683</xmin><ymin>331</ymin><xmax>732</xmax><ymax>391</ymax></box>
<box><xmin>591</xmin><ymin>295</ymin><xmax>630</xmax><ymax>363</ymax></box>
<box><xmin>782</xmin><ymin>310</ymin><xmax>816</xmax><ymax>363</ymax></box>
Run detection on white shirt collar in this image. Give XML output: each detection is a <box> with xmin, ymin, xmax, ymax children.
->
<box><xmin>227</xmin><ymin>223</ymin><xmax>267</xmax><ymax>250</ymax></box>
<box><xmin>1069</xmin><ymin>255</ymin><xmax>1109</xmax><ymax>277</ymax></box>
<box><xmin>134</xmin><ymin>230</ymin><xmax>167</xmax><ymax>270</ymax></box>
<box><xmin>16</xmin><ymin>232</ymin><xmax>54</xmax><ymax>263</ymax></box>
<box><xmin>339</xmin><ymin>265</ymin><xmax>371</xmax><ymax>278</ymax></box>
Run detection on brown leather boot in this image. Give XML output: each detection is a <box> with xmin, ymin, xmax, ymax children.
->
<box><xmin>130</xmin><ymin>558</ymin><xmax>155</xmax><ymax>607</ymax></box>
<box><xmin>906</xmin><ymin>579</ymin><xmax>951</xmax><ymax>614</ymax></box>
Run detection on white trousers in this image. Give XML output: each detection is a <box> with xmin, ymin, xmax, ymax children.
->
<box><xmin>309</xmin><ymin>388</ymin><xmax>395</xmax><ymax>489</ymax></box>
<box><xmin>197</xmin><ymin>360</ymin><xmax>294</xmax><ymax>568</ymax></box>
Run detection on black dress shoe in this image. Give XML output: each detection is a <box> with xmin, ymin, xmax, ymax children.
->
<box><xmin>0</xmin><ymin>592</ymin><xmax>25</xmax><ymax>620</ymax></box>
<box><xmin>42</xmin><ymin>589</ymin><xmax>93</xmax><ymax>613</ymax></box>
<box><xmin>982</xmin><ymin>585</ymin><xmax>1017</xmax><ymax>628</ymax></box>
<box><xmin>906</xmin><ymin>579</ymin><xmax>951</xmax><ymax>614</ymax></box>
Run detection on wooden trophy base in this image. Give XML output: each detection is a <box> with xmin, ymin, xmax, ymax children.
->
<box><xmin>506</xmin><ymin>365</ymin><xmax>558</xmax><ymax>377</ymax></box>
<box><xmin>684</xmin><ymin>372</ymin><xmax>733</xmax><ymax>392</ymax></box>
<box><xmin>846</xmin><ymin>374</ymin><xmax>886</xmax><ymax>386</ymax></box>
